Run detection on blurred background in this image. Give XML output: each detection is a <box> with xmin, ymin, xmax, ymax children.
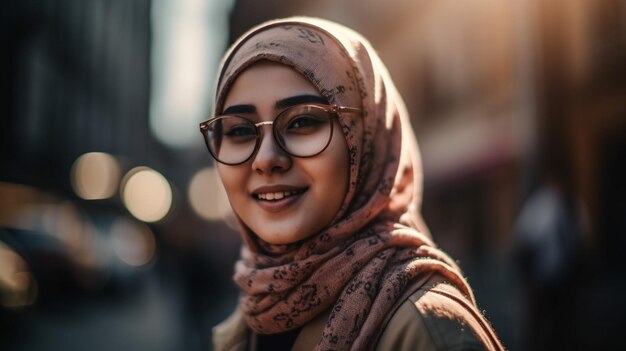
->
<box><xmin>1</xmin><ymin>0</ymin><xmax>624</xmax><ymax>350</ymax></box>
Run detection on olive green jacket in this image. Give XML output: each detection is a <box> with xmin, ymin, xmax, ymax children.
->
<box><xmin>213</xmin><ymin>275</ymin><xmax>503</xmax><ymax>351</ymax></box>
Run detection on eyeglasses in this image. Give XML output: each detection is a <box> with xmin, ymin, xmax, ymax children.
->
<box><xmin>199</xmin><ymin>104</ymin><xmax>360</xmax><ymax>165</ymax></box>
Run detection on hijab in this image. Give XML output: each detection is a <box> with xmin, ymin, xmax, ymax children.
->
<box><xmin>215</xmin><ymin>16</ymin><xmax>478</xmax><ymax>350</ymax></box>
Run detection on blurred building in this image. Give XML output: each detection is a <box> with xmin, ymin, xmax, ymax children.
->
<box><xmin>1</xmin><ymin>1</ymin><xmax>238</xmax><ymax>350</ymax></box>
<box><xmin>0</xmin><ymin>0</ymin><xmax>157</xmax><ymax>192</ymax></box>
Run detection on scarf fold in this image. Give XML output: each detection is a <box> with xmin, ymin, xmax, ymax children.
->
<box><xmin>215</xmin><ymin>17</ymin><xmax>476</xmax><ymax>350</ymax></box>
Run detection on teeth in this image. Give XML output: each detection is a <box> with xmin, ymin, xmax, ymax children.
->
<box><xmin>256</xmin><ymin>190</ymin><xmax>300</xmax><ymax>201</ymax></box>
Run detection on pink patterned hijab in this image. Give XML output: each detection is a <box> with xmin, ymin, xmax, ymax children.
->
<box><xmin>215</xmin><ymin>17</ymin><xmax>475</xmax><ymax>350</ymax></box>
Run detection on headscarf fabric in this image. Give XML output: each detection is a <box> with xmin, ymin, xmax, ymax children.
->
<box><xmin>215</xmin><ymin>17</ymin><xmax>482</xmax><ymax>350</ymax></box>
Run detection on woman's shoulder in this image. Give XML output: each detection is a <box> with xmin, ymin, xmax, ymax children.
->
<box><xmin>213</xmin><ymin>307</ymin><xmax>249</xmax><ymax>351</ymax></box>
<box><xmin>377</xmin><ymin>276</ymin><xmax>502</xmax><ymax>351</ymax></box>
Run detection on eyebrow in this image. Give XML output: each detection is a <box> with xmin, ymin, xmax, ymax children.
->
<box><xmin>222</xmin><ymin>94</ymin><xmax>329</xmax><ymax>115</ymax></box>
<box><xmin>275</xmin><ymin>94</ymin><xmax>329</xmax><ymax>110</ymax></box>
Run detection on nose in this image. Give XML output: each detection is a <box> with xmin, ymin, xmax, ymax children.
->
<box><xmin>251</xmin><ymin>126</ymin><xmax>292</xmax><ymax>175</ymax></box>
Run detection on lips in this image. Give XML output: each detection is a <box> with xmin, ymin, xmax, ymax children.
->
<box><xmin>251</xmin><ymin>185</ymin><xmax>308</xmax><ymax>213</ymax></box>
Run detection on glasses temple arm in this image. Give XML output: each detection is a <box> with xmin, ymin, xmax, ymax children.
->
<box><xmin>332</xmin><ymin>105</ymin><xmax>361</xmax><ymax>114</ymax></box>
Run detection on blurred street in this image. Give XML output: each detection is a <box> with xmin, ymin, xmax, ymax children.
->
<box><xmin>6</xmin><ymin>274</ymin><xmax>183</xmax><ymax>351</ymax></box>
<box><xmin>1</xmin><ymin>241</ymin><xmax>240</xmax><ymax>351</ymax></box>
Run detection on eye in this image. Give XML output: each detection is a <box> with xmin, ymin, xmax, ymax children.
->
<box><xmin>286</xmin><ymin>115</ymin><xmax>326</xmax><ymax>130</ymax></box>
<box><xmin>225</xmin><ymin>124</ymin><xmax>256</xmax><ymax>137</ymax></box>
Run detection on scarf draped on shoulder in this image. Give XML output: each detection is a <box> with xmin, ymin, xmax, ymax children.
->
<box><xmin>215</xmin><ymin>16</ymin><xmax>476</xmax><ymax>350</ymax></box>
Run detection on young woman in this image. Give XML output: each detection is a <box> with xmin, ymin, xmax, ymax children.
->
<box><xmin>201</xmin><ymin>17</ymin><xmax>504</xmax><ymax>351</ymax></box>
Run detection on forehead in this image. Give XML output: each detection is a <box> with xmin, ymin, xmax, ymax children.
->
<box><xmin>223</xmin><ymin>61</ymin><xmax>321</xmax><ymax>108</ymax></box>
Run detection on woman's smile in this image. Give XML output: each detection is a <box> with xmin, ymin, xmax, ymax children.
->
<box><xmin>251</xmin><ymin>184</ymin><xmax>308</xmax><ymax>213</ymax></box>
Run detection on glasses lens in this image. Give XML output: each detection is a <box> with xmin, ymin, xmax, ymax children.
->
<box><xmin>206</xmin><ymin>116</ymin><xmax>257</xmax><ymax>164</ymax></box>
<box><xmin>275</xmin><ymin>105</ymin><xmax>333</xmax><ymax>157</ymax></box>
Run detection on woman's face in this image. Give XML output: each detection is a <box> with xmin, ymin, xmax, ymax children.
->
<box><xmin>217</xmin><ymin>62</ymin><xmax>350</xmax><ymax>245</ymax></box>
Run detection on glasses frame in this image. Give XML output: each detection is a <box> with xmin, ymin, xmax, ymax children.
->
<box><xmin>199</xmin><ymin>104</ymin><xmax>361</xmax><ymax>166</ymax></box>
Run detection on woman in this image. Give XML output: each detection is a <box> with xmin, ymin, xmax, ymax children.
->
<box><xmin>201</xmin><ymin>16</ymin><xmax>504</xmax><ymax>351</ymax></box>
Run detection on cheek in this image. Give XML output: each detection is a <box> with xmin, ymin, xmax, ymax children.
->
<box><xmin>314</xmin><ymin>131</ymin><xmax>350</xmax><ymax>210</ymax></box>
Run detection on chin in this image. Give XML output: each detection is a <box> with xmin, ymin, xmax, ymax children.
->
<box><xmin>245</xmin><ymin>213</ymin><xmax>324</xmax><ymax>245</ymax></box>
<box><xmin>253</xmin><ymin>223</ymin><xmax>309</xmax><ymax>245</ymax></box>
<box><xmin>257</xmin><ymin>232</ymin><xmax>299</xmax><ymax>245</ymax></box>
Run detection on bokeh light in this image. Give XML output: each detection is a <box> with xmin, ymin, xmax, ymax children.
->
<box><xmin>188</xmin><ymin>166</ymin><xmax>232</xmax><ymax>221</ymax></box>
<box><xmin>121</xmin><ymin>167</ymin><xmax>172</xmax><ymax>222</ymax></box>
<box><xmin>0</xmin><ymin>242</ymin><xmax>38</xmax><ymax>308</ymax></box>
<box><xmin>71</xmin><ymin>152</ymin><xmax>121</xmax><ymax>200</ymax></box>
<box><xmin>110</xmin><ymin>217</ymin><xmax>156</xmax><ymax>267</ymax></box>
